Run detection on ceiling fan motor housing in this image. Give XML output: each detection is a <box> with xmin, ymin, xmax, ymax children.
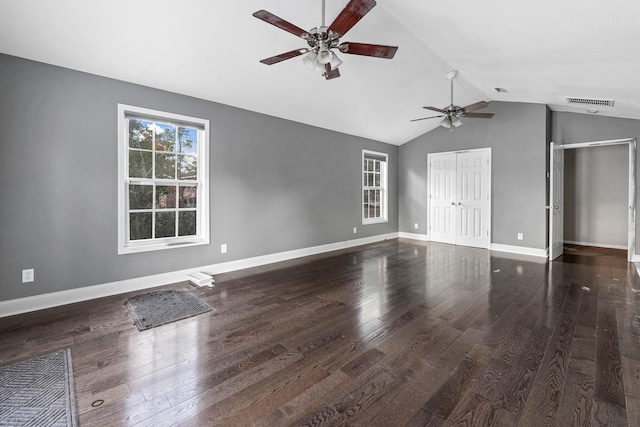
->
<box><xmin>305</xmin><ymin>27</ymin><xmax>340</xmax><ymax>50</ymax></box>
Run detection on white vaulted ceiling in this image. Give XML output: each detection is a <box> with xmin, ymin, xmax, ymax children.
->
<box><xmin>1</xmin><ymin>0</ymin><xmax>639</xmax><ymax>145</ymax></box>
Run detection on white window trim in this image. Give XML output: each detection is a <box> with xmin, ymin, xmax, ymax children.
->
<box><xmin>117</xmin><ymin>104</ymin><xmax>210</xmax><ymax>254</ymax></box>
<box><xmin>362</xmin><ymin>149</ymin><xmax>388</xmax><ymax>225</ymax></box>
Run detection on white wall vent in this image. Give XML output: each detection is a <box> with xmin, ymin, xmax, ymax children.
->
<box><xmin>566</xmin><ymin>97</ymin><xmax>615</xmax><ymax>107</ymax></box>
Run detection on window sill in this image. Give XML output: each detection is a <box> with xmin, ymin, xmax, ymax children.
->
<box><xmin>362</xmin><ymin>219</ymin><xmax>388</xmax><ymax>226</ymax></box>
<box><xmin>118</xmin><ymin>237</ymin><xmax>209</xmax><ymax>255</ymax></box>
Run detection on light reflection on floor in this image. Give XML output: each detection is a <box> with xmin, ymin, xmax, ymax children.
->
<box><xmin>126</xmin><ymin>312</ymin><xmax>203</xmax><ymax>422</ymax></box>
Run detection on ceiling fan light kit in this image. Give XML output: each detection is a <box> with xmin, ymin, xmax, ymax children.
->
<box><xmin>412</xmin><ymin>70</ymin><xmax>495</xmax><ymax>130</ymax></box>
<box><xmin>253</xmin><ymin>0</ymin><xmax>398</xmax><ymax>80</ymax></box>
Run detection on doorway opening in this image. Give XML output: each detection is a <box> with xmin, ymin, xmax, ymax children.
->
<box><xmin>548</xmin><ymin>138</ymin><xmax>636</xmax><ymax>262</ymax></box>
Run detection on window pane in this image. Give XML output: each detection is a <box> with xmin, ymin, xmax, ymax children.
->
<box><xmin>129</xmin><ymin>150</ymin><xmax>152</xmax><ymax>178</ymax></box>
<box><xmin>178</xmin><ymin>127</ymin><xmax>198</xmax><ymax>154</ymax></box>
<box><xmin>156</xmin><ymin>185</ymin><xmax>176</xmax><ymax>209</ymax></box>
<box><xmin>368</xmin><ymin>160</ymin><xmax>374</xmax><ymax>171</ymax></box>
<box><xmin>129</xmin><ymin>184</ymin><xmax>153</xmax><ymax>210</ymax></box>
<box><xmin>178</xmin><ymin>154</ymin><xmax>198</xmax><ymax>180</ymax></box>
<box><xmin>179</xmin><ymin>186</ymin><xmax>197</xmax><ymax>208</ymax></box>
<box><xmin>129</xmin><ymin>119</ymin><xmax>152</xmax><ymax>150</ymax></box>
<box><xmin>155</xmin><ymin>153</ymin><xmax>176</xmax><ymax>179</ymax></box>
<box><xmin>363</xmin><ymin>190</ymin><xmax>369</xmax><ymax>203</ymax></box>
<box><xmin>375</xmin><ymin>160</ymin><xmax>380</xmax><ymax>172</ymax></box>
<box><xmin>130</xmin><ymin>212</ymin><xmax>152</xmax><ymax>240</ymax></box>
<box><xmin>155</xmin><ymin>123</ymin><xmax>176</xmax><ymax>152</ymax></box>
<box><xmin>369</xmin><ymin>173</ymin><xmax>375</xmax><ymax>186</ymax></box>
<box><xmin>364</xmin><ymin>204</ymin><xmax>369</xmax><ymax>219</ymax></box>
<box><xmin>375</xmin><ymin>173</ymin><xmax>380</xmax><ymax>187</ymax></box>
<box><xmin>363</xmin><ymin>159</ymin><xmax>367</xmax><ymax>171</ymax></box>
<box><xmin>374</xmin><ymin>206</ymin><xmax>380</xmax><ymax>218</ymax></box>
<box><xmin>155</xmin><ymin>211</ymin><xmax>176</xmax><ymax>238</ymax></box>
<box><xmin>178</xmin><ymin>211</ymin><xmax>197</xmax><ymax>236</ymax></box>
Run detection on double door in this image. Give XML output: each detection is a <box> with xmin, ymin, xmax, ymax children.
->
<box><xmin>428</xmin><ymin>149</ymin><xmax>491</xmax><ymax>248</ymax></box>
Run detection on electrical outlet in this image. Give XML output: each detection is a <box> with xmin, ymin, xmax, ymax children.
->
<box><xmin>221</xmin><ymin>244</ymin><xmax>227</xmax><ymax>254</ymax></box>
<box><xmin>22</xmin><ymin>269</ymin><xmax>34</xmax><ymax>283</ymax></box>
<box><xmin>517</xmin><ymin>233</ymin><xmax>523</xmax><ymax>241</ymax></box>
<box><xmin>414</xmin><ymin>223</ymin><xmax>419</xmax><ymax>229</ymax></box>
<box><xmin>353</xmin><ymin>227</ymin><xmax>357</xmax><ymax>234</ymax></box>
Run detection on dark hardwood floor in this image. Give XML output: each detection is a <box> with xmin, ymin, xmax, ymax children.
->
<box><xmin>1</xmin><ymin>239</ymin><xmax>639</xmax><ymax>426</ymax></box>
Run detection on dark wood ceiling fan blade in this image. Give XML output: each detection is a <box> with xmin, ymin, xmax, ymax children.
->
<box><xmin>324</xmin><ymin>64</ymin><xmax>341</xmax><ymax>80</ymax></box>
<box><xmin>411</xmin><ymin>115</ymin><xmax>444</xmax><ymax>122</ymax></box>
<box><xmin>259</xmin><ymin>49</ymin><xmax>308</xmax><ymax>65</ymax></box>
<box><xmin>423</xmin><ymin>106</ymin><xmax>445</xmax><ymax>113</ymax></box>
<box><xmin>253</xmin><ymin>10</ymin><xmax>309</xmax><ymax>38</ymax></box>
<box><xmin>327</xmin><ymin>0</ymin><xmax>377</xmax><ymax>37</ymax></box>
<box><xmin>462</xmin><ymin>101</ymin><xmax>489</xmax><ymax>113</ymax></box>
<box><xmin>464</xmin><ymin>112</ymin><xmax>495</xmax><ymax>118</ymax></box>
<box><xmin>339</xmin><ymin>42</ymin><xmax>397</xmax><ymax>58</ymax></box>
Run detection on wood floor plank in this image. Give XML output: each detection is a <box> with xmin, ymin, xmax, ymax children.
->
<box><xmin>557</xmin><ymin>365</ymin><xmax>595</xmax><ymax>427</ymax></box>
<box><xmin>491</xmin><ymin>326</ymin><xmax>553</xmax><ymax>420</ymax></box>
<box><xmin>517</xmin><ymin>284</ymin><xmax>581</xmax><ymax>425</ymax></box>
<box><xmin>444</xmin><ymin>391</ymin><xmax>516</xmax><ymax>427</ymax></box>
<box><xmin>595</xmin><ymin>301</ymin><xmax>626</xmax><ymax>409</ymax></box>
<box><xmin>294</xmin><ymin>363</ymin><xmax>407</xmax><ymax>426</ymax></box>
<box><xmin>622</xmin><ymin>355</ymin><xmax>640</xmax><ymax>427</ymax></box>
<box><xmin>418</xmin><ymin>357</ymin><xmax>485</xmax><ymax>420</ymax></box>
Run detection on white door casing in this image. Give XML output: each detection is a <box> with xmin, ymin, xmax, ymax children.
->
<box><xmin>429</xmin><ymin>148</ymin><xmax>491</xmax><ymax>249</ymax></box>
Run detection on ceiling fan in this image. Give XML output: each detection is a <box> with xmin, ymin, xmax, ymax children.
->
<box><xmin>412</xmin><ymin>70</ymin><xmax>494</xmax><ymax>129</ymax></box>
<box><xmin>253</xmin><ymin>0</ymin><xmax>398</xmax><ymax>80</ymax></box>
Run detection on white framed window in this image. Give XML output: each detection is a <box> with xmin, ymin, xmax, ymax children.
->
<box><xmin>117</xmin><ymin>104</ymin><xmax>210</xmax><ymax>254</ymax></box>
<box><xmin>362</xmin><ymin>150</ymin><xmax>388</xmax><ymax>224</ymax></box>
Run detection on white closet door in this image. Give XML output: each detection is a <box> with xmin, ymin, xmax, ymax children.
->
<box><xmin>456</xmin><ymin>150</ymin><xmax>490</xmax><ymax>248</ymax></box>
<box><xmin>428</xmin><ymin>148</ymin><xmax>491</xmax><ymax>249</ymax></box>
<box><xmin>429</xmin><ymin>152</ymin><xmax>457</xmax><ymax>244</ymax></box>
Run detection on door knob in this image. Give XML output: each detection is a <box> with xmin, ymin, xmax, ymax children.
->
<box><xmin>451</xmin><ymin>202</ymin><xmax>456</xmax><ymax>206</ymax></box>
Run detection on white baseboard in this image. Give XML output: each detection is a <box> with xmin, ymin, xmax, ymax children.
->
<box><xmin>398</xmin><ymin>232</ymin><xmax>429</xmax><ymax>241</ymax></box>
<box><xmin>564</xmin><ymin>240</ymin><xmax>627</xmax><ymax>250</ymax></box>
<box><xmin>345</xmin><ymin>233</ymin><xmax>399</xmax><ymax>248</ymax></box>
<box><xmin>490</xmin><ymin>243</ymin><xmax>548</xmax><ymax>258</ymax></box>
<box><xmin>399</xmin><ymin>234</ymin><xmax>548</xmax><ymax>259</ymax></box>
<box><xmin>0</xmin><ymin>232</ymin><xmax>399</xmax><ymax>318</ymax></box>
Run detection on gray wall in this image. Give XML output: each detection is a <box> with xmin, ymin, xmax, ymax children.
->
<box><xmin>552</xmin><ymin>111</ymin><xmax>640</xmax><ymax>249</ymax></box>
<box><xmin>0</xmin><ymin>54</ymin><xmax>398</xmax><ymax>302</ymax></box>
<box><xmin>399</xmin><ymin>102</ymin><xmax>550</xmax><ymax>250</ymax></box>
<box><xmin>564</xmin><ymin>145</ymin><xmax>628</xmax><ymax>247</ymax></box>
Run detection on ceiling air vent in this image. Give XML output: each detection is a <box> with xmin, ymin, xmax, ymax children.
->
<box><xmin>566</xmin><ymin>97</ymin><xmax>615</xmax><ymax>107</ymax></box>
